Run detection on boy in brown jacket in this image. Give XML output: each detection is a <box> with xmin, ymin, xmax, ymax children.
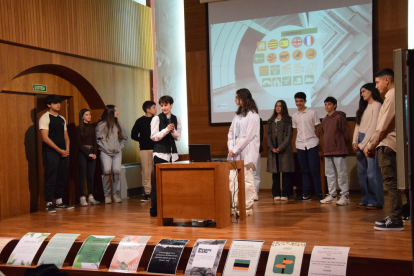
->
<box><xmin>320</xmin><ymin>96</ymin><xmax>351</xmax><ymax>205</ymax></box>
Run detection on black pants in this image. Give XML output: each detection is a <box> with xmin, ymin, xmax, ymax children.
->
<box><xmin>42</xmin><ymin>150</ymin><xmax>69</xmax><ymax>203</ymax></box>
<box><xmin>272</xmin><ymin>172</ymin><xmax>292</xmax><ymax>197</ymax></box>
<box><xmin>77</xmin><ymin>152</ymin><xmax>96</xmax><ymax>197</ymax></box>
<box><xmin>150</xmin><ymin>156</ymin><xmax>170</xmax><ymax>216</ymax></box>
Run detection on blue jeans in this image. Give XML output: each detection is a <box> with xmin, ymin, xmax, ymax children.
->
<box><xmin>100</xmin><ymin>151</ymin><xmax>122</xmax><ymax>197</ymax></box>
<box><xmin>297</xmin><ymin>145</ymin><xmax>322</xmax><ymax>195</ymax></box>
<box><xmin>356</xmin><ymin>133</ymin><xmax>384</xmax><ymax>206</ymax></box>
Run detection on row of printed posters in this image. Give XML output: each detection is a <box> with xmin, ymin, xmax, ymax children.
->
<box><xmin>0</xmin><ymin>235</ymin><xmax>350</xmax><ymax>275</ymax></box>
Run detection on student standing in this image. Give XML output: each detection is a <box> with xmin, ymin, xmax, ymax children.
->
<box><xmin>352</xmin><ymin>83</ymin><xmax>384</xmax><ymax>209</ymax></box>
<box><xmin>292</xmin><ymin>92</ymin><xmax>323</xmax><ymax>201</ymax></box>
<box><xmin>320</xmin><ymin>97</ymin><xmax>351</xmax><ymax>205</ymax></box>
<box><xmin>227</xmin><ymin>88</ymin><xmax>260</xmax><ymax>216</ymax></box>
<box><xmin>364</xmin><ymin>69</ymin><xmax>403</xmax><ymax>231</ymax></box>
<box><xmin>149</xmin><ymin>96</ymin><xmax>181</xmax><ymax>217</ymax></box>
<box><xmin>131</xmin><ymin>101</ymin><xmax>157</xmax><ymax>202</ymax></box>
<box><xmin>266</xmin><ymin>100</ymin><xmax>294</xmax><ymax>201</ymax></box>
<box><xmin>96</xmin><ymin>105</ymin><xmax>128</xmax><ymax>204</ymax></box>
<box><xmin>253</xmin><ymin>118</ymin><xmax>264</xmax><ymax>201</ymax></box>
<box><xmin>76</xmin><ymin>109</ymin><xmax>100</xmax><ymax>206</ymax></box>
<box><xmin>39</xmin><ymin>94</ymin><xmax>74</xmax><ymax>213</ymax></box>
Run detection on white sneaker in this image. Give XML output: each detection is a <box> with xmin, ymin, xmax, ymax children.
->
<box><xmin>80</xmin><ymin>196</ymin><xmax>88</xmax><ymax>207</ymax></box>
<box><xmin>320</xmin><ymin>195</ymin><xmax>337</xmax><ymax>204</ymax></box>
<box><xmin>274</xmin><ymin>196</ymin><xmax>281</xmax><ymax>201</ymax></box>
<box><xmin>105</xmin><ymin>196</ymin><xmax>112</xmax><ymax>204</ymax></box>
<box><xmin>336</xmin><ymin>195</ymin><xmax>350</xmax><ymax>206</ymax></box>
<box><xmin>88</xmin><ymin>196</ymin><xmax>100</xmax><ymax>205</ymax></box>
<box><xmin>113</xmin><ymin>194</ymin><xmax>122</xmax><ymax>203</ymax></box>
<box><xmin>280</xmin><ymin>196</ymin><xmax>288</xmax><ymax>201</ymax></box>
<box><xmin>254</xmin><ymin>192</ymin><xmax>259</xmax><ymax>201</ymax></box>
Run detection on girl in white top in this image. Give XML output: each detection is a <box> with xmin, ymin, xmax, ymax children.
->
<box><xmin>228</xmin><ymin>88</ymin><xmax>260</xmax><ymax>216</ymax></box>
<box><xmin>352</xmin><ymin>83</ymin><xmax>384</xmax><ymax>208</ymax></box>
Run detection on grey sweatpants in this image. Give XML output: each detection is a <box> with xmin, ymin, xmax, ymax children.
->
<box><xmin>324</xmin><ymin>156</ymin><xmax>349</xmax><ymax>196</ymax></box>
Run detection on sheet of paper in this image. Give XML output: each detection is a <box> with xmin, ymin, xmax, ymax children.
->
<box><xmin>223</xmin><ymin>239</ymin><xmax>264</xmax><ymax>276</ymax></box>
<box><xmin>147</xmin><ymin>239</ymin><xmax>189</xmax><ymax>275</ymax></box>
<box><xmin>0</xmin><ymin>238</ymin><xmax>15</xmax><ymax>255</ymax></box>
<box><xmin>38</xmin><ymin>233</ymin><xmax>80</xmax><ymax>268</ymax></box>
<box><xmin>109</xmin><ymin>235</ymin><xmax>151</xmax><ymax>273</ymax></box>
<box><xmin>308</xmin><ymin>246</ymin><xmax>350</xmax><ymax>276</ymax></box>
<box><xmin>185</xmin><ymin>239</ymin><xmax>227</xmax><ymax>276</ymax></box>
<box><xmin>72</xmin><ymin>235</ymin><xmax>115</xmax><ymax>270</ymax></box>
<box><xmin>7</xmin><ymin>233</ymin><xmax>50</xmax><ymax>266</ymax></box>
<box><xmin>265</xmin><ymin>241</ymin><xmax>306</xmax><ymax>276</ymax></box>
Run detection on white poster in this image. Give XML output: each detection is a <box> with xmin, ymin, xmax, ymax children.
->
<box><xmin>185</xmin><ymin>239</ymin><xmax>227</xmax><ymax>276</ymax></box>
<box><xmin>308</xmin><ymin>246</ymin><xmax>350</xmax><ymax>276</ymax></box>
<box><xmin>223</xmin><ymin>239</ymin><xmax>264</xmax><ymax>276</ymax></box>
<box><xmin>265</xmin><ymin>241</ymin><xmax>306</xmax><ymax>276</ymax></box>
<box><xmin>7</xmin><ymin>233</ymin><xmax>50</xmax><ymax>266</ymax></box>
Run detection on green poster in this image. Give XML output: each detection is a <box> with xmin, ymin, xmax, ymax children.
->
<box><xmin>73</xmin><ymin>235</ymin><xmax>115</xmax><ymax>270</ymax></box>
<box><xmin>38</xmin><ymin>233</ymin><xmax>80</xmax><ymax>268</ymax></box>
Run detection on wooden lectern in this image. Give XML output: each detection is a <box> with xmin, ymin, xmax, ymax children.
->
<box><xmin>156</xmin><ymin>160</ymin><xmax>245</xmax><ymax>229</ymax></box>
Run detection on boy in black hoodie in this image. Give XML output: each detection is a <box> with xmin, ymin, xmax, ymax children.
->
<box><xmin>320</xmin><ymin>97</ymin><xmax>351</xmax><ymax>205</ymax></box>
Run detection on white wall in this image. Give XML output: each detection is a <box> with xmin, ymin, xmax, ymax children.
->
<box><xmin>154</xmin><ymin>0</ymin><xmax>189</xmax><ymax>154</ymax></box>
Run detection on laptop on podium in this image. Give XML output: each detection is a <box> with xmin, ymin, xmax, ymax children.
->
<box><xmin>189</xmin><ymin>144</ymin><xmax>212</xmax><ymax>162</ymax></box>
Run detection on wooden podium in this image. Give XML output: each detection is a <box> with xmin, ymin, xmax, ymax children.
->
<box><xmin>156</xmin><ymin>160</ymin><xmax>245</xmax><ymax>229</ymax></box>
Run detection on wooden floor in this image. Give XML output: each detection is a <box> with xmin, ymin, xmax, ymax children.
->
<box><xmin>0</xmin><ymin>191</ymin><xmax>412</xmax><ymax>275</ymax></box>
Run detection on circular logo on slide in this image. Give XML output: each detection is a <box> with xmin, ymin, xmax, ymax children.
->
<box><xmin>267</xmin><ymin>53</ymin><xmax>277</xmax><ymax>63</ymax></box>
<box><xmin>306</xmin><ymin>48</ymin><xmax>317</xmax><ymax>59</ymax></box>
<box><xmin>304</xmin><ymin>35</ymin><xmax>315</xmax><ymax>46</ymax></box>
<box><xmin>292</xmin><ymin>37</ymin><xmax>302</xmax><ymax>47</ymax></box>
<box><xmin>293</xmin><ymin>50</ymin><xmax>303</xmax><ymax>60</ymax></box>
<box><xmin>268</xmin><ymin>39</ymin><xmax>278</xmax><ymax>50</ymax></box>
<box><xmin>280</xmin><ymin>38</ymin><xmax>289</xmax><ymax>49</ymax></box>
<box><xmin>279</xmin><ymin>51</ymin><xmax>290</xmax><ymax>62</ymax></box>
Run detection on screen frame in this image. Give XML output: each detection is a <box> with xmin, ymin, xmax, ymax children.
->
<box><xmin>206</xmin><ymin>0</ymin><xmax>375</xmax><ymax>126</ymax></box>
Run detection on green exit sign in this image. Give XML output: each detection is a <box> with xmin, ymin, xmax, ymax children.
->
<box><xmin>33</xmin><ymin>84</ymin><xmax>47</xmax><ymax>92</ymax></box>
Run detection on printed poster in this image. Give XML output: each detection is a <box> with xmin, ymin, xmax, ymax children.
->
<box><xmin>38</xmin><ymin>233</ymin><xmax>80</xmax><ymax>268</ymax></box>
<box><xmin>265</xmin><ymin>241</ymin><xmax>306</xmax><ymax>276</ymax></box>
<box><xmin>0</xmin><ymin>238</ymin><xmax>15</xmax><ymax>255</ymax></box>
<box><xmin>308</xmin><ymin>246</ymin><xmax>350</xmax><ymax>276</ymax></box>
<box><xmin>6</xmin><ymin>233</ymin><xmax>50</xmax><ymax>266</ymax></box>
<box><xmin>73</xmin><ymin>235</ymin><xmax>115</xmax><ymax>270</ymax></box>
<box><xmin>147</xmin><ymin>239</ymin><xmax>189</xmax><ymax>275</ymax></box>
<box><xmin>222</xmin><ymin>239</ymin><xmax>264</xmax><ymax>276</ymax></box>
<box><xmin>109</xmin><ymin>235</ymin><xmax>151</xmax><ymax>273</ymax></box>
<box><xmin>185</xmin><ymin>239</ymin><xmax>227</xmax><ymax>276</ymax></box>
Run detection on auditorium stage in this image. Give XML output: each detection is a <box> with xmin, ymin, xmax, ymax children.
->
<box><xmin>0</xmin><ymin>191</ymin><xmax>412</xmax><ymax>275</ymax></box>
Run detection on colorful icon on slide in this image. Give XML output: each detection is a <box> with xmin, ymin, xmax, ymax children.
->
<box><xmin>273</xmin><ymin>255</ymin><xmax>295</xmax><ymax>274</ymax></box>
<box><xmin>306</xmin><ymin>49</ymin><xmax>317</xmax><ymax>59</ymax></box>
<box><xmin>292</xmin><ymin>37</ymin><xmax>302</xmax><ymax>48</ymax></box>
<box><xmin>267</xmin><ymin>53</ymin><xmax>277</xmax><ymax>63</ymax></box>
<box><xmin>279</xmin><ymin>51</ymin><xmax>290</xmax><ymax>62</ymax></box>
<box><xmin>268</xmin><ymin>39</ymin><xmax>278</xmax><ymax>50</ymax></box>
<box><xmin>304</xmin><ymin>35</ymin><xmax>314</xmax><ymax>46</ymax></box>
<box><xmin>280</xmin><ymin>38</ymin><xmax>289</xmax><ymax>49</ymax></box>
<box><xmin>292</xmin><ymin>50</ymin><xmax>303</xmax><ymax>60</ymax></box>
<box><xmin>257</xmin><ymin>41</ymin><xmax>266</xmax><ymax>51</ymax></box>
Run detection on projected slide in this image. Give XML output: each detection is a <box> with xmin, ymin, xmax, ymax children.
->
<box><xmin>209</xmin><ymin>1</ymin><xmax>373</xmax><ymax>123</ymax></box>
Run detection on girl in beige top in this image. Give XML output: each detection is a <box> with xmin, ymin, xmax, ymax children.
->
<box><xmin>353</xmin><ymin>83</ymin><xmax>384</xmax><ymax>209</ymax></box>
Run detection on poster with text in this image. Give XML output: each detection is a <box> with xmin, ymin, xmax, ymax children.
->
<box><xmin>308</xmin><ymin>246</ymin><xmax>350</xmax><ymax>276</ymax></box>
<box><xmin>0</xmin><ymin>238</ymin><xmax>15</xmax><ymax>255</ymax></box>
<box><xmin>109</xmin><ymin>235</ymin><xmax>151</xmax><ymax>273</ymax></box>
<box><xmin>147</xmin><ymin>239</ymin><xmax>189</xmax><ymax>275</ymax></box>
<box><xmin>222</xmin><ymin>239</ymin><xmax>264</xmax><ymax>276</ymax></box>
<box><xmin>72</xmin><ymin>235</ymin><xmax>115</xmax><ymax>270</ymax></box>
<box><xmin>265</xmin><ymin>241</ymin><xmax>306</xmax><ymax>276</ymax></box>
<box><xmin>6</xmin><ymin>233</ymin><xmax>50</xmax><ymax>266</ymax></box>
<box><xmin>38</xmin><ymin>233</ymin><xmax>80</xmax><ymax>268</ymax></box>
<box><xmin>185</xmin><ymin>239</ymin><xmax>227</xmax><ymax>276</ymax></box>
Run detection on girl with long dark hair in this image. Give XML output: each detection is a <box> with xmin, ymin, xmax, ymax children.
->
<box><xmin>266</xmin><ymin>100</ymin><xmax>295</xmax><ymax>201</ymax></box>
<box><xmin>352</xmin><ymin>83</ymin><xmax>384</xmax><ymax>209</ymax></box>
<box><xmin>76</xmin><ymin>109</ymin><xmax>100</xmax><ymax>206</ymax></box>
<box><xmin>227</xmin><ymin>88</ymin><xmax>260</xmax><ymax>216</ymax></box>
<box><xmin>96</xmin><ymin>105</ymin><xmax>128</xmax><ymax>204</ymax></box>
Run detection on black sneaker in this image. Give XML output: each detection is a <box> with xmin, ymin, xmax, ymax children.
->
<box><xmin>295</xmin><ymin>195</ymin><xmax>311</xmax><ymax>201</ymax></box>
<box><xmin>366</xmin><ymin>204</ymin><xmax>383</xmax><ymax>210</ymax></box>
<box><xmin>403</xmin><ymin>216</ymin><xmax>411</xmax><ymax>223</ymax></box>
<box><xmin>357</xmin><ymin>202</ymin><xmax>367</xmax><ymax>208</ymax></box>
<box><xmin>374</xmin><ymin>220</ymin><xmax>404</xmax><ymax>231</ymax></box>
<box><xmin>46</xmin><ymin>204</ymin><xmax>56</xmax><ymax>213</ymax></box>
<box><xmin>316</xmin><ymin>194</ymin><xmax>324</xmax><ymax>201</ymax></box>
<box><xmin>375</xmin><ymin>216</ymin><xmax>390</xmax><ymax>225</ymax></box>
<box><xmin>141</xmin><ymin>195</ymin><xmax>150</xmax><ymax>202</ymax></box>
<box><xmin>55</xmin><ymin>203</ymin><xmax>74</xmax><ymax>210</ymax></box>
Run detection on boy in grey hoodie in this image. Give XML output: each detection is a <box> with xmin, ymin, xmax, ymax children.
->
<box><xmin>320</xmin><ymin>97</ymin><xmax>351</xmax><ymax>205</ymax></box>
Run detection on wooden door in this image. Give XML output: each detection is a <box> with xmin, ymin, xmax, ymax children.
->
<box><xmin>0</xmin><ymin>92</ymin><xmax>37</xmax><ymax>219</ymax></box>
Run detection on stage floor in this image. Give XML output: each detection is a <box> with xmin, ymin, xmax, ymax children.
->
<box><xmin>0</xmin><ymin>191</ymin><xmax>411</xmax><ymax>263</ymax></box>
